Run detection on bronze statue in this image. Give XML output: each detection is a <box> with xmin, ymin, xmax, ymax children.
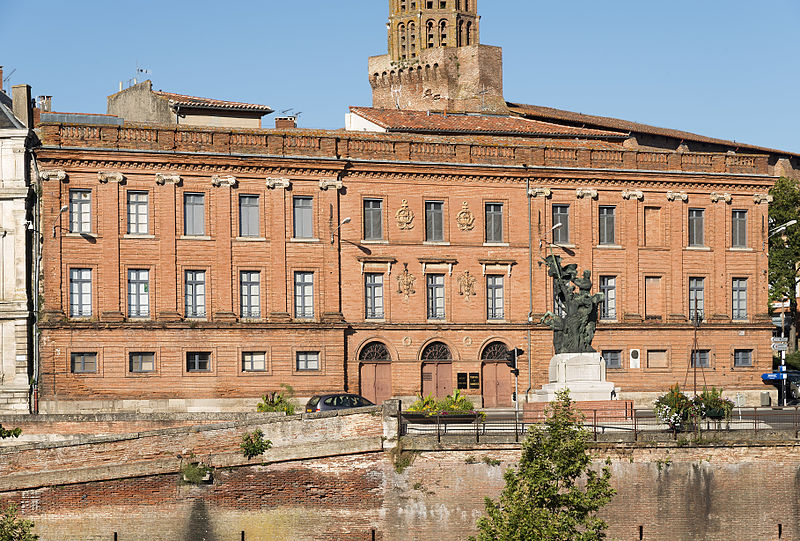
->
<box><xmin>540</xmin><ymin>255</ymin><xmax>604</xmax><ymax>354</ymax></box>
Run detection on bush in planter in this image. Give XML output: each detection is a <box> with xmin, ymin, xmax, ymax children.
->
<box><xmin>407</xmin><ymin>390</ymin><xmax>485</xmax><ymax>420</ymax></box>
<box><xmin>654</xmin><ymin>384</ymin><xmax>704</xmax><ymax>430</ymax></box>
<box><xmin>256</xmin><ymin>384</ymin><xmax>296</xmax><ymax>415</ymax></box>
<box><xmin>696</xmin><ymin>386</ymin><xmax>734</xmax><ymax>420</ymax></box>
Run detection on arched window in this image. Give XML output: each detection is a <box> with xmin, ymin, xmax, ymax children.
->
<box><xmin>439</xmin><ymin>20</ymin><xmax>448</xmax><ymax>47</ymax></box>
<box><xmin>426</xmin><ymin>20</ymin><xmax>435</xmax><ymax>48</ymax></box>
<box><xmin>465</xmin><ymin>21</ymin><xmax>472</xmax><ymax>45</ymax></box>
<box><xmin>481</xmin><ymin>341</ymin><xmax>509</xmax><ymax>361</ymax></box>
<box><xmin>422</xmin><ymin>341</ymin><xmax>452</xmax><ymax>361</ymax></box>
<box><xmin>400</xmin><ymin>0</ymin><xmax>406</xmax><ymax>11</ymax></box>
<box><xmin>408</xmin><ymin>22</ymin><xmax>417</xmax><ymax>57</ymax></box>
<box><xmin>457</xmin><ymin>20</ymin><xmax>464</xmax><ymax>47</ymax></box>
<box><xmin>399</xmin><ymin>23</ymin><xmax>407</xmax><ymax>59</ymax></box>
<box><xmin>360</xmin><ymin>342</ymin><xmax>392</xmax><ymax>362</ymax></box>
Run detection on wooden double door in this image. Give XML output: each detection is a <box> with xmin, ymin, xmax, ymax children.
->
<box><xmin>360</xmin><ymin>362</ymin><xmax>392</xmax><ymax>405</ymax></box>
<box><xmin>421</xmin><ymin>361</ymin><xmax>452</xmax><ymax>399</ymax></box>
<box><xmin>482</xmin><ymin>362</ymin><xmax>513</xmax><ymax>408</ymax></box>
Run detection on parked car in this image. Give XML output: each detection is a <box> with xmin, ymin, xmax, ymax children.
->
<box><xmin>306</xmin><ymin>393</ymin><xmax>374</xmax><ymax>413</ymax></box>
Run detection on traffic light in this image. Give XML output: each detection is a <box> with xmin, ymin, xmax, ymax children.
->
<box><xmin>505</xmin><ymin>348</ymin><xmax>524</xmax><ymax>377</ymax></box>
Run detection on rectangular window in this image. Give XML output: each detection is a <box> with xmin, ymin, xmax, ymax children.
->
<box><xmin>425</xmin><ymin>201</ymin><xmax>444</xmax><ymax>242</ymax></box>
<box><xmin>732</xmin><ymin>278</ymin><xmax>747</xmax><ymax>320</ymax></box>
<box><xmin>363</xmin><ymin>199</ymin><xmax>383</xmax><ymax>241</ymax></box>
<box><xmin>602</xmin><ymin>350</ymin><xmax>622</xmax><ymax>369</ymax></box>
<box><xmin>69</xmin><ymin>189</ymin><xmax>91</xmax><ymax>233</ymax></box>
<box><xmin>485</xmin><ymin>203</ymin><xmax>503</xmax><ymax>243</ymax></box>
<box><xmin>127</xmin><ymin>191</ymin><xmax>148</xmax><ymax>234</ymax></box>
<box><xmin>365</xmin><ymin>273</ymin><xmax>384</xmax><ymax>319</ymax></box>
<box><xmin>127</xmin><ymin>269</ymin><xmax>150</xmax><ymax>318</ymax></box>
<box><xmin>294</xmin><ymin>272</ymin><xmax>314</xmax><ymax>318</ymax></box>
<box><xmin>691</xmin><ymin>349</ymin><xmax>710</xmax><ymax>368</ymax></box>
<box><xmin>69</xmin><ymin>268</ymin><xmax>92</xmax><ymax>317</ymax></box>
<box><xmin>688</xmin><ymin>208</ymin><xmax>705</xmax><ymax>247</ymax></box>
<box><xmin>239</xmin><ymin>195</ymin><xmax>260</xmax><ymax>237</ymax></box>
<box><xmin>689</xmin><ymin>277</ymin><xmax>705</xmax><ymax>321</ymax></box>
<box><xmin>185</xmin><ymin>270</ymin><xmax>206</xmax><ymax>318</ymax></box>
<box><xmin>242</xmin><ymin>351</ymin><xmax>266</xmax><ymax>372</ymax></box>
<box><xmin>647</xmin><ymin>350</ymin><xmax>668</xmax><ymax>369</ymax></box>
<box><xmin>734</xmin><ymin>349</ymin><xmax>753</xmax><ymax>367</ymax></box>
<box><xmin>552</xmin><ymin>204</ymin><xmax>569</xmax><ymax>244</ymax></box>
<box><xmin>598</xmin><ymin>206</ymin><xmax>615</xmax><ymax>245</ymax></box>
<box><xmin>296</xmin><ymin>351</ymin><xmax>319</xmax><ymax>371</ymax></box>
<box><xmin>426</xmin><ymin>274</ymin><xmax>445</xmax><ymax>319</ymax></box>
<box><xmin>184</xmin><ymin>193</ymin><xmax>205</xmax><ymax>236</ymax></box>
<box><xmin>644</xmin><ymin>206</ymin><xmax>663</xmax><ymax>247</ymax></box>
<box><xmin>240</xmin><ymin>271</ymin><xmax>261</xmax><ymax>318</ymax></box>
<box><xmin>129</xmin><ymin>352</ymin><xmax>155</xmax><ymax>373</ymax></box>
<box><xmin>71</xmin><ymin>352</ymin><xmax>97</xmax><ymax>373</ymax></box>
<box><xmin>186</xmin><ymin>352</ymin><xmax>210</xmax><ymax>372</ymax></box>
<box><xmin>293</xmin><ymin>196</ymin><xmax>313</xmax><ymax>239</ymax></box>
<box><xmin>487</xmin><ymin>275</ymin><xmax>504</xmax><ymax>320</ymax></box>
<box><xmin>732</xmin><ymin>210</ymin><xmax>747</xmax><ymax>248</ymax></box>
<box><xmin>599</xmin><ymin>276</ymin><xmax>616</xmax><ymax>320</ymax></box>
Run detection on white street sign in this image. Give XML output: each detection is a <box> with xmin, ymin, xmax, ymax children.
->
<box><xmin>772</xmin><ymin>337</ymin><xmax>789</xmax><ymax>343</ymax></box>
<box><xmin>772</xmin><ymin>343</ymin><xmax>789</xmax><ymax>351</ymax></box>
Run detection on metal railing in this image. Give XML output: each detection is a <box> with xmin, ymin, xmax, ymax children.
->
<box><xmin>398</xmin><ymin>407</ymin><xmax>800</xmax><ymax>443</ymax></box>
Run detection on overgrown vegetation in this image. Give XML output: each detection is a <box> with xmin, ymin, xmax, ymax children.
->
<box><xmin>471</xmin><ymin>390</ymin><xmax>615</xmax><ymax>541</ymax></box>
<box><xmin>256</xmin><ymin>384</ymin><xmax>296</xmax><ymax>415</ymax></box>
<box><xmin>0</xmin><ymin>425</ymin><xmax>21</xmax><ymax>440</ymax></box>
<box><xmin>240</xmin><ymin>428</ymin><xmax>272</xmax><ymax>459</ymax></box>
<box><xmin>406</xmin><ymin>390</ymin><xmax>484</xmax><ymax>419</ymax></box>
<box><xmin>654</xmin><ymin>384</ymin><xmax>734</xmax><ymax>430</ymax></box>
<box><xmin>0</xmin><ymin>504</ymin><xmax>37</xmax><ymax>540</ymax></box>
<box><xmin>180</xmin><ymin>461</ymin><xmax>212</xmax><ymax>485</ymax></box>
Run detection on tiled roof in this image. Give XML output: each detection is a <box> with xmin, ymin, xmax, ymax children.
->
<box><xmin>349</xmin><ymin>107</ymin><xmax>627</xmax><ymax>139</ymax></box>
<box><xmin>508</xmin><ymin>102</ymin><xmax>800</xmax><ymax>158</ymax></box>
<box><xmin>0</xmin><ymin>102</ymin><xmax>24</xmax><ymax>129</ymax></box>
<box><xmin>153</xmin><ymin>90</ymin><xmax>273</xmax><ymax>114</ymax></box>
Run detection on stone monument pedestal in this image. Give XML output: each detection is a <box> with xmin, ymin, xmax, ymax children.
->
<box><xmin>534</xmin><ymin>352</ymin><xmax>616</xmax><ymax>402</ymax></box>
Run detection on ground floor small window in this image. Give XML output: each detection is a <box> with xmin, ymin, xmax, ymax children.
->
<box><xmin>71</xmin><ymin>352</ymin><xmax>97</xmax><ymax>373</ymax></box>
<box><xmin>734</xmin><ymin>349</ymin><xmax>752</xmax><ymax>367</ymax></box>
<box><xmin>691</xmin><ymin>349</ymin><xmax>710</xmax><ymax>368</ymax></box>
<box><xmin>187</xmin><ymin>352</ymin><xmax>211</xmax><ymax>372</ymax></box>
<box><xmin>242</xmin><ymin>351</ymin><xmax>266</xmax><ymax>372</ymax></box>
<box><xmin>297</xmin><ymin>351</ymin><xmax>319</xmax><ymax>371</ymax></box>
<box><xmin>129</xmin><ymin>352</ymin><xmax>155</xmax><ymax>373</ymax></box>
<box><xmin>602</xmin><ymin>350</ymin><xmax>622</xmax><ymax>369</ymax></box>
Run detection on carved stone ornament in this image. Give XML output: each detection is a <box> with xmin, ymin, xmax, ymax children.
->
<box><xmin>753</xmin><ymin>193</ymin><xmax>773</xmax><ymax>204</ymax></box>
<box><xmin>710</xmin><ymin>192</ymin><xmax>732</xmax><ymax>204</ymax></box>
<box><xmin>396</xmin><ymin>263</ymin><xmax>416</xmax><ymax>301</ymax></box>
<box><xmin>211</xmin><ymin>175</ymin><xmax>238</xmax><ymax>188</ymax></box>
<box><xmin>667</xmin><ymin>191</ymin><xmax>688</xmax><ymax>202</ymax></box>
<box><xmin>576</xmin><ymin>188</ymin><xmax>598</xmax><ymax>199</ymax></box>
<box><xmin>457</xmin><ymin>270</ymin><xmax>477</xmax><ymax>299</ymax></box>
<box><xmin>319</xmin><ymin>178</ymin><xmax>344</xmax><ymax>191</ymax></box>
<box><xmin>39</xmin><ymin>169</ymin><xmax>67</xmax><ymax>182</ymax></box>
<box><xmin>266</xmin><ymin>177</ymin><xmax>291</xmax><ymax>190</ymax></box>
<box><xmin>528</xmin><ymin>186</ymin><xmax>552</xmax><ymax>198</ymax></box>
<box><xmin>621</xmin><ymin>189</ymin><xmax>644</xmax><ymax>201</ymax></box>
<box><xmin>155</xmin><ymin>173</ymin><xmax>182</xmax><ymax>186</ymax></box>
<box><xmin>395</xmin><ymin>199</ymin><xmax>415</xmax><ymax>230</ymax></box>
<box><xmin>456</xmin><ymin>202</ymin><xmax>475</xmax><ymax>231</ymax></box>
<box><xmin>97</xmin><ymin>171</ymin><xmax>125</xmax><ymax>184</ymax></box>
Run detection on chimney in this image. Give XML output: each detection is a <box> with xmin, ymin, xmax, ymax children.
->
<box><xmin>11</xmin><ymin>84</ymin><xmax>32</xmax><ymax>128</ymax></box>
<box><xmin>37</xmin><ymin>96</ymin><xmax>52</xmax><ymax>112</ymax></box>
<box><xmin>275</xmin><ymin>116</ymin><xmax>297</xmax><ymax>129</ymax></box>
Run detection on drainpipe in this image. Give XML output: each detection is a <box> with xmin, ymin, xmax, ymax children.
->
<box><xmin>525</xmin><ymin>173</ymin><xmax>533</xmax><ymax>400</ymax></box>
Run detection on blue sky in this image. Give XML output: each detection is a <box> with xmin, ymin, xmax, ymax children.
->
<box><xmin>3</xmin><ymin>0</ymin><xmax>798</xmax><ymax>152</ymax></box>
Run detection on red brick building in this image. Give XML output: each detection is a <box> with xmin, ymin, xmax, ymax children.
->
<box><xmin>30</xmin><ymin>0</ymin><xmax>796</xmax><ymax>412</ymax></box>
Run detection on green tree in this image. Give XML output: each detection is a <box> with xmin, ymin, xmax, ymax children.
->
<box><xmin>769</xmin><ymin>177</ymin><xmax>800</xmax><ymax>354</ymax></box>
<box><xmin>0</xmin><ymin>425</ymin><xmax>21</xmax><ymax>440</ymax></box>
<box><xmin>472</xmin><ymin>390</ymin><xmax>615</xmax><ymax>541</ymax></box>
<box><xmin>0</xmin><ymin>504</ymin><xmax>38</xmax><ymax>541</ymax></box>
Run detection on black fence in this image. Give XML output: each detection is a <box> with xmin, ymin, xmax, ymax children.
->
<box><xmin>398</xmin><ymin>407</ymin><xmax>800</xmax><ymax>443</ymax></box>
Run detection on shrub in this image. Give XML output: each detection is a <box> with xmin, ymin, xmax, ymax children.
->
<box><xmin>653</xmin><ymin>384</ymin><xmax>703</xmax><ymax>430</ymax></box>
<box><xmin>180</xmin><ymin>462</ymin><xmax>212</xmax><ymax>485</ymax></box>
<box><xmin>241</xmin><ymin>429</ymin><xmax>272</xmax><ymax>459</ymax></box>
<box><xmin>696</xmin><ymin>386</ymin><xmax>734</xmax><ymax>420</ymax></box>
<box><xmin>0</xmin><ymin>425</ymin><xmax>21</xmax><ymax>440</ymax></box>
<box><xmin>0</xmin><ymin>504</ymin><xmax>37</xmax><ymax>540</ymax></box>
<box><xmin>406</xmin><ymin>390</ymin><xmax>484</xmax><ymax>419</ymax></box>
<box><xmin>256</xmin><ymin>384</ymin><xmax>296</xmax><ymax>415</ymax></box>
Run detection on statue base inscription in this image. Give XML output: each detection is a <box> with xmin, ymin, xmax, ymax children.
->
<box><xmin>533</xmin><ymin>352</ymin><xmax>617</xmax><ymax>402</ymax></box>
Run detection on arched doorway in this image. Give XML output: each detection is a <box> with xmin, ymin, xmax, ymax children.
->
<box><xmin>421</xmin><ymin>341</ymin><xmax>453</xmax><ymax>399</ymax></box>
<box><xmin>481</xmin><ymin>341</ymin><xmax>512</xmax><ymax>407</ymax></box>
<box><xmin>359</xmin><ymin>342</ymin><xmax>392</xmax><ymax>405</ymax></box>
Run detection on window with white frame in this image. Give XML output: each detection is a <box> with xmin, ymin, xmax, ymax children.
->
<box><xmin>365</xmin><ymin>273</ymin><xmax>384</xmax><ymax>319</ymax></box>
<box><xmin>127</xmin><ymin>269</ymin><xmax>150</xmax><ymax>318</ymax></box>
<box><xmin>129</xmin><ymin>352</ymin><xmax>155</xmax><ymax>373</ymax></box>
<box><xmin>294</xmin><ymin>272</ymin><xmax>314</xmax><ymax>318</ymax></box>
<box><xmin>427</xmin><ymin>274</ymin><xmax>445</xmax><ymax>319</ymax></box>
<box><xmin>689</xmin><ymin>277</ymin><xmax>705</xmax><ymax>321</ymax></box>
<box><xmin>363</xmin><ymin>199</ymin><xmax>383</xmax><ymax>241</ymax></box>
<box><xmin>185</xmin><ymin>270</ymin><xmax>206</xmax><ymax>318</ymax></box>
<box><xmin>293</xmin><ymin>196</ymin><xmax>313</xmax><ymax>239</ymax></box>
<box><xmin>240</xmin><ymin>271</ymin><xmax>261</xmax><ymax>318</ymax></box>
<box><xmin>127</xmin><ymin>191</ymin><xmax>148</xmax><ymax>234</ymax></box>
<box><xmin>242</xmin><ymin>351</ymin><xmax>266</xmax><ymax>372</ymax></box>
<box><xmin>239</xmin><ymin>195</ymin><xmax>260</xmax><ymax>237</ymax></box>
<box><xmin>71</xmin><ymin>352</ymin><xmax>97</xmax><ymax>373</ymax></box>
<box><xmin>485</xmin><ymin>203</ymin><xmax>503</xmax><ymax>243</ymax></box>
<box><xmin>486</xmin><ymin>275</ymin><xmax>504</xmax><ymax>320</ymax></box>
<box><xmin>552</xmin><ymin>204</ymin><xmax>569</xmax><ymax>244</ymax></box>
<box><xmin>296</xmin><ymin>351</ymin><xmax>319</xmax><ymax>371</ymax></box>
<box><xmin>599</xmin><ymin>276</ymin><xmax>616</xmax><ymax>320</ymax></box>
<box><xmin>69</xmin><ymin>268</ymin><xmax>92</xmax><ymax>317</ymax></box>
<box><xmin>731</xmin><ymin>210</ymin><xmax>747</xmax><ymax>248</ymax></box>
<box><xmin>425</xmin><ymin>201</ymin><xmax>444</xmax><ymax>242</ymax></box>
<box><xmin>69</xmin><ymin>189</ymin><xmax>91</xmax><ymax>233</ymax></box>
<box><xmin>732</xmin><ymin>278</ymin><xmax>747</xmax><ymax>320</ymax></box>
<box><xmin>598</xmin><ymin>206</ymin><xmax>615</xmax><ymax>245</ymax></box>
<box><xmin>691</xmin><ymin>349</ymin><xmax>710</xmax><ymax>368</ymax></box>
<box><xmin>688</xmin><ymin>208</ymin><xmax>705</xmax><ymax>247</ymax></box>
<box><xmin>184</xmin><ymin>193</ymin><xmax>205</xmax><ymax>236</ymax></box>
<box><xmin>734</xmin><ymin>349</ymin><xmax>752</xmax><ymax>367</ymax></box>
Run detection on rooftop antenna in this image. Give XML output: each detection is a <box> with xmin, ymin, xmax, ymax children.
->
<box><xmin>280</xmin><ymin>108</ymin><xmax>295</xmax><ymax>115</ymax></box>
<box><xmin>477</xmin><ymin>85</ymin><xmax>490</xmax><ymax>112</ymax></box>
<box><xmin>2</xmin><ymin>68</ymin><xmax>16</xmax><ymax>88</ymax></box>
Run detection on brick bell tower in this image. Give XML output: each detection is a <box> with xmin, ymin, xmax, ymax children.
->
<box><xmin>369</xmin><ymin>0</ymin><xmax>507</xmax><ymax>114</ymax></box>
